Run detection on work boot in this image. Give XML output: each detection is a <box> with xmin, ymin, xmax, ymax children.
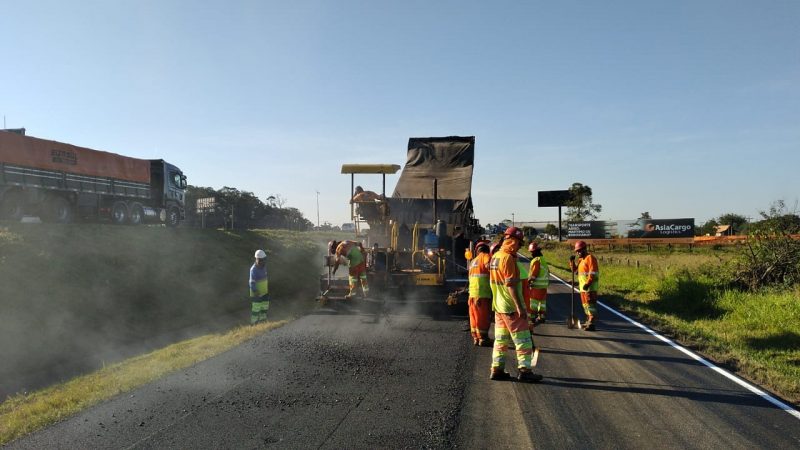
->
<box><xmin>582</xmin><ymin>320</ymin><xmax>596</xmax><ymax>331</ymax></box>
<box><xmin>489</xmin><ymin>368</ymin><xmax>511</xmax><ymax>381</ymax></box>
<box><xmin>537</xmin><ymin>315</ymin><xmax>546</xmax><ymax>324</ymax></box>
<box><xmin>478</xmin><ymin>339</ymin><xmax>493</xmax><ymax>347</ymax></box>
<box><xmin>473</xmin><ymin>338</ymin><xmax>480</xmax><ymax>346</ymax></box>
<box><xmin>517</xmin><ymin>368</ymin><xmax>543</xmax><ymax>383</ymax></box>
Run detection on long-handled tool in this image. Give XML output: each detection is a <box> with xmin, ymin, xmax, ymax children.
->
<box><xmin>567</xmin><ymin>262</ymin><xmax>578</xmax><ymax>329</ymax></box>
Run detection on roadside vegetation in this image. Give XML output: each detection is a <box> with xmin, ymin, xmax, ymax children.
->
<box><xmin>540</xmin><ymin>238</ymin><xmax>800</xmax><ymax>405</ymax></box>
<box><xmin>0</xmin><ymin>320</ymin><xmax>287</xmax><ymax>445</ymax></box>
<box><xmin>0</xmin><ymin>224</ymin><xmax>337</xmax><ymax>444</ymax></box>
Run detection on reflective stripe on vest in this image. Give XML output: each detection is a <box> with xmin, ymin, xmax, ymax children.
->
<box><xmin>530</xmin><ymin>256</ymin><xmax>550</xmax><ymax>288</ymax></box>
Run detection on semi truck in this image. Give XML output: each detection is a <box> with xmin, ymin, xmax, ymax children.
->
<box><xmin>0</xmin><ymin>129</ymin><xmax>187</xmax><ymax>226</ymax></box>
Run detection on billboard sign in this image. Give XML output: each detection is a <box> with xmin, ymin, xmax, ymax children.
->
<box><xmin>538</xmin><ymin>190</ymin><xmax>572</xmax><ymax>207</ymax></box>
<box><xmin>627</xmin><ymin>218</ymin><xmax>695</xmax><ymax>238</ymax></box>
<box><xmin>568</xmin><ymin>219</ymin><xmax>695</xmax><ymax>240</ymax></box>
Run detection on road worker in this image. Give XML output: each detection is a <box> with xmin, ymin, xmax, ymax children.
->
<box><xmin>489</xmin><ymin>227</ymin><xmax>543</xmax><ymax>382</ymax></box>
<box><xmin>351</xmin><ymin>186</ymin><xmax>385</xmax><ymax>223</ymax></box>
<box><xmin>467</xmin><ymin>240</ymin><xmax>492</xmax><ymax>346</ymax></box>
<box><xmin>527</xmin><ymin>242</ymin><xmax>550</xmax><ymax>325</ymax></box>
<box><xmin>249</xmin><ymin>249</ymin><xmax>270</xmax><ymax>324</ymax></box>
<box><xmin>569</xmin><ymin>240</ymin><xmax>600</xmax><ymax>331</ymax></box>
<box><xmin>332</xmin><ymin>240</ymin><xmax>369</xmax><ymax>299</ymax></box>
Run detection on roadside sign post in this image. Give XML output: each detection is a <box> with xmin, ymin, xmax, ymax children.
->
<box><xmin>538</xmin><ymin>190</ymin><xmax>573</xmax><ymax>241</ymax></box>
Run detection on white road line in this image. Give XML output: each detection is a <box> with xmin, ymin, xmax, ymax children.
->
<box><xmin>550</xmin><ymin>272</ymin><xmax>800</xmax><ymax>421</ymax></box>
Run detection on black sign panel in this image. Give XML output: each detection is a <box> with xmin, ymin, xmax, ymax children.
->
<box><xmin>567</xmin><ymin>221</ymin><xmax>609</xmax><ymax>239</ymax></box>
<box><xmin>538</xmin><ymin>190</ymin><xmax>572</xmax><ymax>207</ymax></box>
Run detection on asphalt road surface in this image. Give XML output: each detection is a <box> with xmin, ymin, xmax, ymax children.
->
<box><xmin>11</xmin><ymin>278</ymin><xmax>800</xmax><ymax>449</ymax></box>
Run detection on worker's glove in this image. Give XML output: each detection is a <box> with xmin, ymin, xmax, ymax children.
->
<box><xmin>569</xmin><ymin>255</ymin><xmax>576</xmax><ymax>262</ymax></box>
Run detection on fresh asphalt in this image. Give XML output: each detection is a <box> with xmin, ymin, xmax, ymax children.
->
<box><xmin>10</xmin><ymin>278</ymin><xmax>800</xmax><ymax>449</ymax></box>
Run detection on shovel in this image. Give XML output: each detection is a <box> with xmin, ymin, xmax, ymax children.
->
<box><xmin>567</xmin><ymin>264</ymin><xmax>578</xmax><ymax>329</ymax></box>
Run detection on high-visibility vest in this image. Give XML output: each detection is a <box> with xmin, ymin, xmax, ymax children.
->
<box><xmin>577</xmin><ymin>254</ymin><xmax>600</xmax><ymax>292</ymax></box>
<box><xmin>529</xmin><ymin>255</ymin><xmax>550</xmax><ymax>289</ymax></box>
<box><xmin>468</xmin><ymin>252</ymin><xmax>492</xmax><ymax>298</ymax></box>
<box><xmin>489</xmin><ymin>249</ymin><xmax>523</xmax><ymax>314</ymax></box>
<box><xmin>249</xmin><ymin>263</ymin><xmax>269</xmax><ymax>298</ymax></box>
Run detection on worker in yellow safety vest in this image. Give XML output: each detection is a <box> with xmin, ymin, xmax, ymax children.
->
<box><xmin>249</xmin><ymin>249</ymin><xmax>270</xmax><ymax>324</ymax></box>
<box><xmin>467</xmin><ymin>240</ymin><xmax>492</xmax><ymax>346</ymax></box>
<box><xmin>527</xmin><ymin>242</ymin><xmax>550</xmax><ymax>325</ymax></box>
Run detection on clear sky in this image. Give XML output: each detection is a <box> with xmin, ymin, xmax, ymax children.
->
<box><xmin>2</xmin><ymin>1</ymin><xmax>798</xmax><ymax>227</ymax></box>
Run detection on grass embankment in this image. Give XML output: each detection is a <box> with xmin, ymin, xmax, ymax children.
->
<box><xmin>540</xmin><ymin>243</ymin><xmax>800</xmax><ymax>405</ymax></box>
<box><xmin>0</xmin><ymin>224</ymin><xmax>326</xmax><ymax>444</ymax></box>
<box><xmin>0</xmin><ymin>320</ymin><xmax>286</xmax><ymax>445</ymax></box>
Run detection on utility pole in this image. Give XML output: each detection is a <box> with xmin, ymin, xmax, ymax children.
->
<box><xmin>316</xmin><ymin>190</ymin><xmax>320</xmax><ymax>228</ymax></box>
<box><xmin>512</xmin><ymin>212</ymin><xmax>515</xmax><ymax>227</ymax></box>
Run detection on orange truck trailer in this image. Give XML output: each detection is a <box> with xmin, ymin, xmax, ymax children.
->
<box><xmin>0</xmin><ymin>129</ymin><xmax>187</xmax><ymax>226</ymax></box>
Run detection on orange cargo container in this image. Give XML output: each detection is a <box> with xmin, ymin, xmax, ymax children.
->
<box><xmin>0</xmin><ymin>131</ymin><xmax>150</xmax><ymax>183</ymax></box>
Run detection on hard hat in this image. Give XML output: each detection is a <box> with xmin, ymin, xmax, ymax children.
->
<box><xmin>475</xmin><ymin>240</ymin><xmax>490</xmax><ymax>252</ymax></box>
<box><xmin>504</xmin><ymin>226</ymin><xmax>524</xmax><ymax>241</ymax></box>
<box><xmin>254</xmin><ymin>249</ymin><xmax>267</xmax><ymax>259</ymax></box>
<box><xmin>489</xmin><ymin>242</ymin><xmax>501</xmax><ymax>255</ymax></box>
<box><xmin>574</xmin><ymin>241</ymin><xmax>587</xmax><ymax>252</ymax></box>
<box><xmin>528</xmin><ymin>242</ymin><xmax>539</xmax><ymax>253</ymax></box>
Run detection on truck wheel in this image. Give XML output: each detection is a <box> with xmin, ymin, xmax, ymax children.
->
<box><xmin>43</xmin><ymin>196</ymin><xmax>74</xmax><ymax>223</ymax></box>
<box><xmin>129</xmin><ymin>203</ymin><xmax>145</xmax><ymax>225</ymax></box>
<box><xmin>111</xmin><ymin>201</ymin><xmax>129</xmax><ymax>225</ymax></box>
<box><xmin>165</xmin><ymin>206</ymin><xmax>180</xmax><ymax>227</ymax></box>
<box><xmin>0</xmin><ymin>192</ymin><xmax>24</xmax><ymax>221</ymax></box>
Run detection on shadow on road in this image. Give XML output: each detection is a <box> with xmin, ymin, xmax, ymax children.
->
<box><xmin>540</xmin><ymin>377</ymin><xmax>773</xmax><ymax>409</ymax></box>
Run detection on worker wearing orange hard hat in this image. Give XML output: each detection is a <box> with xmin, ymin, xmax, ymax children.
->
<box><xmin>569</xmin><ymin>240</ymin><xmax>600</xmax><ymax>331</ymax></box>
<box><xmin>488</xmin><ymin>227</ymin><xmax>542</xmax><ymax>383</ymax></box>
<box><xmin>527</xmin><ymin>241</ymin><xmax>550</xmax><ymax>325</ymax></box>
<box><xmin>467</xmin><ymin>240</ymin><xmax>492</xmax><ymax>346</ymax></box>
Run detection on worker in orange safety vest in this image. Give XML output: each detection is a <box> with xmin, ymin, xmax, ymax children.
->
<box><xmin>569</xmin><ymin>240</ymin><xmax>600</xmax><ymax>331</ymax></box>
<box><xmin>489</xmin><ymin>227</ymin><xmax>543</xmax><ymax>383</ymax></box>
<box><xmin>467</xmin><ymin>240</ymin><xmax>492</xmax><ymax>346</ymax></box>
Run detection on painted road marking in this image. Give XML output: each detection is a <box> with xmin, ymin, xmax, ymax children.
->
<box><xmin>550</xmin><ymin>273</ymin><xmax>800</xmax><ymax>421</ymax></box>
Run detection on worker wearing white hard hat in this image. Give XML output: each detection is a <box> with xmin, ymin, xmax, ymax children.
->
<box><xmin>249</xmin><ymin>249</ymin><xmax>270</xmax><ymax>324</ymax></box>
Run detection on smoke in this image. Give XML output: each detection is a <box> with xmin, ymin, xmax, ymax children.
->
<box><xmin>0</xmin><ymin>224</ymin><xmax>320</xmax><ymax>399</ymax></box>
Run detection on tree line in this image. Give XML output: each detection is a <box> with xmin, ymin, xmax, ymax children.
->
<box><xmin>184</xmin><ymin>186</ymin><xmax>314</xmax><ymax>230</ymax></box>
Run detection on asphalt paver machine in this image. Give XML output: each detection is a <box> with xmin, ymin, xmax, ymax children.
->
<box><xmin>319</xmin><ymin>136</ymin><xmax>482</xmax><ymax>307</ymax></box>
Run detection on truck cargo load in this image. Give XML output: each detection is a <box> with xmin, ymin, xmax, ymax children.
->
<box><xmin>0</xmin><ymin>130</ymin><xmax>186</xmax><ymax>226</ymax></box>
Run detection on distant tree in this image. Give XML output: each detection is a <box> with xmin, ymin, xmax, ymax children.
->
<box><xmin>717</xmin><ymin>213</ymin><xmax>749</xmax><ymax>235</ymax></box>
<box><xmin>639</xmin><ymin>211</ymin><xmax>652</xmax><ymax>220</ymax></box>
<box><xmin>543</xmin><ymin>224</ymin><xmax>559</xmax><ymax>237</ymax></box>
<box><xmin>565</xmin><ymin>182</ymin><xmax>602</xmax><ymax>221</ymax></box>
<box><xmin>521</xmin><ymin>226</ymin><xmax>538</xmax><ymax>239</ymax></box>
<box><xmin>266</xmin><ymin>194</ymin><xmax>287</xmax><ymax>209</ymax></box>
<box><xmin>752</xmin><ymin>200</ymin><xmax>800</xmax><ymax>234</ymax></box>
<box><xmin>698</xmin><ymin>219</ymin><xmax>719</xmax><ymax>236</ymax></box>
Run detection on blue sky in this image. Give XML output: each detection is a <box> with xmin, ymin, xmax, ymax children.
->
<box><xmin>1</xmin><ymin>1</ymin><xmax>798</xmax><ymax>227</ymax></box>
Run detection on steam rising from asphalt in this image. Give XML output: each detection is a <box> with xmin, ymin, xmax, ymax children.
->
<box><xmin>0</xmin><ymin>224</ymin><xmax>319</xmax><ymax>399</ymax></box>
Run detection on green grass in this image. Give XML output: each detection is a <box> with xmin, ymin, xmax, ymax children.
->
<box><xmin>0</xmin><ymin>320</ymin><xmax>287</xmax><ymax>446</ymax></box>
<box><xmin>0</xmin><ymin>224</ymin><xmax>322</xmax><ymax>399</ymax></box>
<box><xmin>538</xmin><ymin>243</ymin><xmax>800</xmax><ymax>404</ymax></box>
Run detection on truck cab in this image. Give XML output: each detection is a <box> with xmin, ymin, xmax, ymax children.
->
<box><xmin>150</xmin><ymin>160</ymin><xmax>187</xmax><ymax>226</ymax></box>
